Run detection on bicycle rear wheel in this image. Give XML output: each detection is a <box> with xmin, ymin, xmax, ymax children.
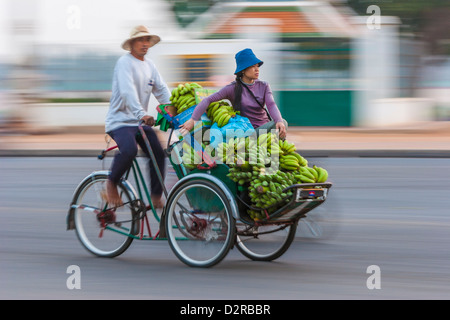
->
<box><xmin>235</xmin><ymin>221</ymin><xmax>297</xmax><ymax>261</ymax></box>
<box><xmin>71</xmin><ymin>173</ymin><xmax>136</xmax><ymax>258</ymax></box>
<box><xmin>165</xmin><ymin>178</ymin><xmax>235</xmax><ymax>268</ymax></box>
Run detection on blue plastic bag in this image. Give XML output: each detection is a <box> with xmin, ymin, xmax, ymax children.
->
<box><xmin>209</xmin><ymin>115</ymin><xmax>255</xmax><ymax>148</ymax></box>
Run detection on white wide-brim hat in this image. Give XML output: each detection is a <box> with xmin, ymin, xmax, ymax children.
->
<box><xmin>121</xmin><ymin>25</ymin><xmax>161</xmax><ymax>51</ymax></box>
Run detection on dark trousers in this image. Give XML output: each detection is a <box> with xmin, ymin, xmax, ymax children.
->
<box><xmin>108</xmin><ymin>125</ymin><xmax>166</xmax><ymax>197</ymax></box>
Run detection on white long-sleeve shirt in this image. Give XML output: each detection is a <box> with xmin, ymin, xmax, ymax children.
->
<box><xmin>105</xmin><ymin>53</ymin><xmax>171</xmax><ymax>132</ymax></box>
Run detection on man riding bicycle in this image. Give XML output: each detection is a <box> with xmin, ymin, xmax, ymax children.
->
<box><xmin>104</xmin><ymin>25</ymin><xmax>171</xmax><ymax>208</ymax></box>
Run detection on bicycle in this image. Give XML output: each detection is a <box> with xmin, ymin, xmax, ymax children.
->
<box><xmin>67</xmin><ymin>121</ymin><xmax>333</xmax><ymax>267</ymax></box>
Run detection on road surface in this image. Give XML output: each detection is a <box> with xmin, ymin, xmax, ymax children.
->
<box><xmin>1</xmin><ymin>156</ymin><xmax>449</xmax><ymax>300</ymax></box>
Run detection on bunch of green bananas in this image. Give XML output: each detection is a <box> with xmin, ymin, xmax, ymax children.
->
<box><xmin>207</xmin><ymin>101</ymin><xmax>238</xmax><ymax>127</ymax></box>
<box><xmin>294</xmin><ymin>165</ymin><xmax>328</xmax><ymax>184</ymax></box>
<box><xmin>245</xmin><ymin>166</ymin><xmax>329</xmax><ymax>221</ymax></box>
<box><xmin>271</xmin><ymin>137</ymin><xmax>307</xmax><ymax>171</ymax></box>
<box><xmin>180</xmin><ymin>142</ymin><xmax>202</xmax><ymax>170</ymax></box>
<box><xmin>256</xmin><ymin>132</ymin><xmax>280</xmax><ymax>155</ymax></box>
<box><xmin>246</xmin><ymin>170</ymin><xmax>296</xmax><ymax>220</ymax></box>
<box><xmin>217</xmin><ymin>136</ymin><xmax>267</xmax><ymax>166</ymax></box>
<box><xmin>216</xmin><ymin>134</ymin><xmax>313</xmax><ymax>172</ymax></box>
<box><xmin>226</xmin><ymin>161</ymin><xmax>258</xmax><ymax>186</ymax></box>
<box><xmin>279</xmin><ymin>152</ymin><xmax>308</xmax><ymax>171</ymax></box>
<box><xmin>226</xmin><ymin>161</ymin><xmax>289</xmax><ymax>220</ymax></box>
<box><xmin>170</xmin><ymin>82</ymin><xmax>202</xmax><ymax>114</ymax></box>
<box><xmin>220</xmin><ymin>135</ymin><xmax>330</xmax><ymax>221</ymax></box>
<box><xmin>279</xmin><ymin>139</ymin><xmax>296</xmax><ymax>154</ymax></box>
<box><xmin>216</xmin><ymin>139</ymin><xmax>238</xmax><ymax>165</ymax></box>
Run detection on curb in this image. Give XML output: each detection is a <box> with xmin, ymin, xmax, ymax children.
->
<box><xmin>1</xmin><ymin>149</ymin><xmax>449</xmax><ymax>158</ymax></box>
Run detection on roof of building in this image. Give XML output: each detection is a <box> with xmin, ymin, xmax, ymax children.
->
<box><xmin>186</xmin><ymin>1</ymin><xmax>356</xmax><ymax>39</ymax></box>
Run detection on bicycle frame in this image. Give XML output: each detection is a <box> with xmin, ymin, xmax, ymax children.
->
<box><xmin>126</xmin><ymin>157</ymin><xmax>161</xmax><ymax>240</ymax></box>
<box><xmin>95</xmin><ymin>122</ymin><xmax>203</xmax><ymax>241</ymax></box>
<box><xmin>93</xmin><ymin>123</ymin><xmax>171</xmax><ymax>241</ymax></box>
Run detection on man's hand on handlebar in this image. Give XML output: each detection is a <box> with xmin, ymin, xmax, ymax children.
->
<box><xmin>141</xmin><ymin>115</ymin><xmax>155</xmax><ymax>127</ymax></box>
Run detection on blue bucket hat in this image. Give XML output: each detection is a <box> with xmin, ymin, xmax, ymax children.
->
<box><xmin>234</xmin><ymin>48</ymin><xmax>263</xmax><ymax>75</ymax></box>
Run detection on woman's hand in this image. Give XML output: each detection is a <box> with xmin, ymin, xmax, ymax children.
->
<box><xmin>276</xmin><ymin>121</ymin><xmax>287</xmax><ymax>140</ymax></box>
<box><xmin>179</xmin><ymin>119</ymin><xmax>194</xmax><ymax>136</ymax></box>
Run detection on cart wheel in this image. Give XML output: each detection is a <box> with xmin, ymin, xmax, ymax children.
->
<box><xmin>165</xmin><ymin>178</ymin><xmax>236</xmax><ymax>268</ymax></box>
<box><xmin>235</xmin><ymin>222</ymin><xmax>297</xmax><ymax>261</ymax></box>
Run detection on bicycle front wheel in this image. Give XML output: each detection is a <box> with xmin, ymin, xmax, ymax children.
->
<box><xmin>165</xmin><ymin>179</ymin><xmax>236</xmax><ymax>268</ymax></box>
<box><xmin>72</xmin><ymin>174</ymin><xmax>136</xmax><ymax>258</ymax></box>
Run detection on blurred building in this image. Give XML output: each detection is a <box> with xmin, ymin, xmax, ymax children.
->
<box><xmin>0</xmin><ymin>0</ymin><xmax>448</xmax><ymax>130</ymax></box>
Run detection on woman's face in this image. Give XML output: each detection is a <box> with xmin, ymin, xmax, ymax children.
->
<box><xmin>242</xmin><ymin>64</ymin><xmax>260</xmax><ymax>82</ymax></box>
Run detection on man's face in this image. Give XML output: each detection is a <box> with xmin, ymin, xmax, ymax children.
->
<box><xmin>130</xmin><ymin>36</ymin><xmax>151</xmax><ymax>60</ymax></box>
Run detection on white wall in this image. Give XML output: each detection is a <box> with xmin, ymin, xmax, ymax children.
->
<box><xmin>0</xmin><ymin>0</ymin><xmax>11</xmax><ymax>61</ymax></box>
<box><xmin>26</xmin><ymin>103</ymin><xmax>109</xmax><ymax>129</ymax></box>
<box><xmin>351</xmin><ymin>16</ymin><xmax>402</xmax><ymax>126</ymax></box>
<box><xmin>365</xmin><ymin>98</ymin><xmax>434</xmax><ymax>126</ymax></box>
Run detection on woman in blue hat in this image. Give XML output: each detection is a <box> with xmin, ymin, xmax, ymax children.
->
<box><xmin>179</xmin><ymin>48</ymin><xmax>287</xmax><ymax>139</ymax></box>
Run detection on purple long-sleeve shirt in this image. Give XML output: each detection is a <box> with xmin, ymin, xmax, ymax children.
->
<box><xmin>191</xmin><ymin>80</ymin><xmax>282</xmax><ymax>128</ymax></box>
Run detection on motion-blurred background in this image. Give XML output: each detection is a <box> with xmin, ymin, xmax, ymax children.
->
<box><xmin>0</xmin><ymin>0</ymin><xmax>449</xmax><ymax>133</ymax></box>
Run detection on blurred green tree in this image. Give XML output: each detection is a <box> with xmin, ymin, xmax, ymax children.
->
<box><xmin>165</xmin><ymin>0</ymin><xmax>219</xmax><ymax>27</ymax></box>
